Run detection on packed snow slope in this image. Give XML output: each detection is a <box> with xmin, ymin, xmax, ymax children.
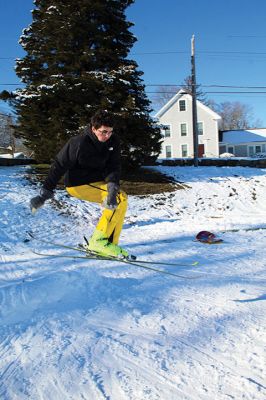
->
<box><xmin>0</xmin><ymin>165</ymin><xmax>265</xmax><ymax>400</ymax></box>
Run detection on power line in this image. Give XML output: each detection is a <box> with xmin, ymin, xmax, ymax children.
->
<box><xmin>1</xmin><ymin>83</ymin><xmax>266</xmax><ymax>89</ymax></box>
<box><xmin>2</xmin><ymin>49</ymin><xmax>266</xmax><ymax>58</ymax></box>
<box><xmin>228</xmin><ymin>35</ymin><xmax>266</xmax><ymax>38</ymax></box>
<box><xmin>204</xmin><ymin>91</ymin><xmax>266</xmax><ymax>94</ymax></box>
<box><xmin>145</xmin><ymin>84</ymin><xmax>266</xmax><ymax>89</ymax></box>
<box><xmin>147</xmin><ymin>91</ymin><xmax>266</xmax><ymax>94</ymax></box>
<box><xmin>131</xmin><ymin>50</ymin><xmax>266</xmax><ymax>56</ymax></box>
<box><xmin>0</xmin><ymin>83</ymin><xmax>23</xmax><ymax>86</ymax></box>
<box><xmin>1</xmin><ymin>80</ymin><xmax>266</xmax><ymax>93</ymax></box>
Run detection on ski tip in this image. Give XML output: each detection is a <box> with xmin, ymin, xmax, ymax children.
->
<box><xmin>192</xmin><ymin>261</ymin><xmax>199</xmax><ymax>266</ymax></box>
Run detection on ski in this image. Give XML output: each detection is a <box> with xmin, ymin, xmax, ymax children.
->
<box><xmin>27</xmin><ymin>232</ymin><xmax>199</xmax><ymax>267</ymax></box>
<box><xmin>31</xmin><ymin>250</ymin><xmax>202</xmax><ymax>280</ymax></box>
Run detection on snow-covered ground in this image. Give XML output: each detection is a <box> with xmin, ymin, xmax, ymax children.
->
<box><xmin>0</xmin><ymin>165</ymin><xmax>265</xmax><ymax>400</ymax></box>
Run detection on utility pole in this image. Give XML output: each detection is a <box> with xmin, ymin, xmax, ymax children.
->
<box><xmin>191</xmin><ymin>35</ymin><xmax>199</xmax><ymax>167</ymax></box>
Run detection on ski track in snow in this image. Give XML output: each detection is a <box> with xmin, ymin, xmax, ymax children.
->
<box><xmin>0</xmin><ymin>165</ymin><xmax>265</xmax><ymax>400</ymax></box>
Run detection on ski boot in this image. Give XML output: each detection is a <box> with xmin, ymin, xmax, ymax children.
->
<box><xmin>84</xmin><ymin>230</ymin><xmax>136</xmax><ymax>260</ymax></box>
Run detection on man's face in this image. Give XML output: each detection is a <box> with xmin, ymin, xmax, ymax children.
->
<box><xmin>92</xmin><ymin>125</ymin><xmax>113</xmax><ymax>142</ymax></box>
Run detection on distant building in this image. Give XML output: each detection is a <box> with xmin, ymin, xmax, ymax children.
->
<box><xmin>155</xmin><ymin>90</ymin><xmax>221</xmax><ymax>159</ymax></box>
<box><xmin>219</xmin><ymin>129</ymin><xmax>266</xmax><ymax>157</ymax></box>
<box><xmin>0</xmin><ymin>113</ymin><xmax>31</xmax><ymax>158</ymax></box>
<box><xmin>0</xmin><ymin>152</ymin><xmax>27</xmax><ymax>159</ymax></box>
<box><xmin>0</xmin><ymin>114</ymin><xmax>14</xmax><ymax>150</ymax></box>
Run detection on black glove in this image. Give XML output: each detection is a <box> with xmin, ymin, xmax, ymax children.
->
<box><xmin>103</xmin><ymin>182</ymin><xmax>119</xmax><ymax>210</ymax></box>
<box><xmin>30</xmin><ymin>188</ymin><xmax>54</xmax><ymax>214</ymax></box>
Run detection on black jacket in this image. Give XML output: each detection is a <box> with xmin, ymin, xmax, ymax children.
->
<box><xmin>43</xmin><ymin>128</ymin><xmax>121</xmax><ymax>191</ymax></box>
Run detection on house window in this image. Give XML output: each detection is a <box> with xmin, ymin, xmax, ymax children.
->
<box><xmin>179</xmin><ymin>100</ymin><xmax>186</xmax><ymax>111</ymax></box>
<box><xmin>197</xmin><ymin>122</ymin><xmax>203</xmax><ymax>135</ymax></box>
<box><xmin>165</xmin><ymin>145</ymin><xmax>172</xmax><ymax>158</ymax></box>
<box><xmin>248</xmin><ymin>146</ymin><xmax>254</xmax><ymax>156</ymax></box>
<box><xmin>181</xmin><ymin>144</ymin><xmax>188</xmax><ymax>157</ymax></box>
<box><xmin>255</xmin><ymin>145</ymin><xmax>261</xmax><ymax>153</ymax></box>
<box><xmin>228</xmin><ymin>146</ymin><xmax>234</xmax><ymax>154</ymax></box>
<box><xmin>162</xmin><ymin>125</ymin><xmax>171</xmax><ymax>137</ymax></box>
<box><xmin>180</xmin><ymin>123</ymin><xmax>187</xmax><ymax>136</ymax></box>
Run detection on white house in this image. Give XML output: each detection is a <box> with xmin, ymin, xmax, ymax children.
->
<box><xmin>155</xmin><ymin>90</ymin><xmax>221</xmax><ymax>159</ymax></box>
<box><xmin>219</xmin><ymin>129</ymin><xmax>266</xmax><ymax>157</ymax></box>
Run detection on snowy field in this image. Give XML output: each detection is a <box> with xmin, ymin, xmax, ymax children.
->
<box><xmin>0</xmin><ymin>165</ymin><xmax>265</xmax><ymax>400</ymax></box>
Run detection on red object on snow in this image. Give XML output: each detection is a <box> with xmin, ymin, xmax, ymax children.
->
<box><xmin>196</xmin><ymin>231</ymin><xmax>223</xmax><ymax>244</ymax></box>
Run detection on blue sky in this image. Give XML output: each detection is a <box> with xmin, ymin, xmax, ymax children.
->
<box><xmin>1</xmin><ymin>0</ymin><xmax>266</xmax><ymax>125</ymax></box>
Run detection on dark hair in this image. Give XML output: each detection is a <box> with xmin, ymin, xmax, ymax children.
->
<box><xmin>90</xmin><ymin>110</ymin><xmax>115</xmax><ymax>129</ymax></box>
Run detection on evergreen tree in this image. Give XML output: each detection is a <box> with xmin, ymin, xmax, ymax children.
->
<box><xmin>6</xmin><ymin>0</ymin><xmax>161</xmax><ymax>167</ymax></box>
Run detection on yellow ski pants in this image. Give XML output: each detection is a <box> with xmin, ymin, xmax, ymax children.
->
<box><xmin>66</xmin><ymin>182</ymin><xmax>127</xmax><ymax>245</ymax></box>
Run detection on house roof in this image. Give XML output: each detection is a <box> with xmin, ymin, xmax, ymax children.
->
<box><xmin>154</xmin><ymin>89</ymin><xmax>221</xmax><ymax>120</ymax></box>
<box><xmin>220</xmin><ymin>129</ymin><xmax>266</xmax><ymax>144</ymax></box>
